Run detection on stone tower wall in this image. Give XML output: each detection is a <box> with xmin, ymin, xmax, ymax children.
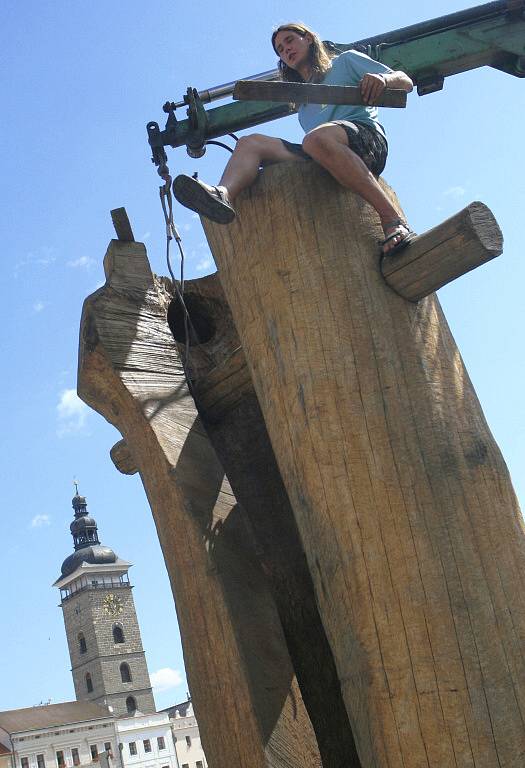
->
<box><xmin>61</xmin><ymin>582</ymin><xmax>155</xmax><ymax>715</ymax></box>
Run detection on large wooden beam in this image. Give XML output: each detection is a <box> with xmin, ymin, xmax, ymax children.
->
<box><xmin>168</xmin><ymin>272</ymin><xmax>361</xmax><ymax>767</ymax></box>
<box><xmin>202</xmin><ymin>161</ymin><xmax>525</xmax><ymax>767</ymax></box>
<box><xmin>77</xmin><ymin>238</ymin><xmax>322</xmax><ymax>768</ymax></box>
<box><xmin>381</xmin><ymin>201</ymin><xmax>503</xmax><ymax>301</ymax></box>
<box><xmin>233</xmin><ymin>80</ymin><xmax>407</xmax><ymax>108</ymax></box>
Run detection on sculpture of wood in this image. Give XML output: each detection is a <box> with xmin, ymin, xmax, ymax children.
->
<box><xmin>77</xmin><ymin>161</ymin><xmax>523</xmax><ymax>767</ymax></box>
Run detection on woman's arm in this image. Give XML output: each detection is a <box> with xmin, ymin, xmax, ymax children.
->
<box><xmin>360</xmin><ymin>70</ymin><xmax>413</xmax><ymax>104</ymax></box>
<box><xmin>384</xmin><ymin>70</ymin><xmax>414</xmax><ymax>92</ymax></box>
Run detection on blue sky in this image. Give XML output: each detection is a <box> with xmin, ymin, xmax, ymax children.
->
<box><xmin>1</xmin><ymin>0</ymin><xmax>524</xmax><ymax>714</ymax></box>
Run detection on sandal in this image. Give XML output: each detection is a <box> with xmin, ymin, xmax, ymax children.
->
<box><xmin>380</xmin><ymin>218</ymin><xmax>417</xmax><ymax>256</ymax></box>
<box><xmin>173</xmin><ymin>175</ymin><xmax>236</xmax><ymax>225</ymax></box>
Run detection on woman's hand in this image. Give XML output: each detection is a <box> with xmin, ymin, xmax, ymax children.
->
<box><xmin>360</xmin><ymin>72</ymin><xmax>387</xmax><ymax>105</ymax></box>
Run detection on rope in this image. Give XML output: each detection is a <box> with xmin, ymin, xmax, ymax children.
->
<box><xmin>156</xmin><ymin>139</ymin><xmax>237</xmax><ymax>386</ymax></box>
<box><xmin>159</xmin><ymin>175</ymin><xmax>194</xmax><ymax>382</ymax></box>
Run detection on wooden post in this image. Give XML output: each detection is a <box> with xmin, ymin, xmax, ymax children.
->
<box><xmin>202</xmin><ymin>161</ymin><xmax>525</xmax><ymax>767</ymax></box>
<box><xmin>77</xmin><ymin>236</ymin><xmax>322</xmax><ymax>768</ymax></box>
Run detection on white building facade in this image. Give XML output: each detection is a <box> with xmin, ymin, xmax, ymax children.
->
<box><xmin>0</xmin><ymin>702</ymin><xmax>118</xmax><ymax>768</ymax></box>
<box><xmin>116</xmin><ymin>713</ymin><xmax>178</xmax><ymax>768</ymax></box>
<box><xmin>0</xmin><ymin>704</ymin><xmax>184</xmax><ymax>768</ymax></box>
<box><xmin>162</xmin><ymin>703</ymin><xmax>206</xmax><ymax>768</ymax></box>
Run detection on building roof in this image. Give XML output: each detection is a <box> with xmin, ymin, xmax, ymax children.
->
<box><xmin>57</xmin><ymin>493</ymin><xmax>121</xmax><ymax>579</ymax></box>
<box><xmin>0</xmin><ymin>701</ymin><xmax>113</xmax><ymax>735</ymax></box>
<box><xmin>160</xmin><ymin>700</ymin><xmax>192</xmax><ymax>718</ymax></box>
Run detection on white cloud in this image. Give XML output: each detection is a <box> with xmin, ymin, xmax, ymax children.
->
<box><xmin>31</xmin><ymin>514</ymin><xmax>51</xmax><ymax>528</ymax></box>
<box><xmin>444</xmin><ymin>185</ymin><xmax>466</xmax><ymax>198</ymax></box>
<box><xmin>196</xmin><ymin>257</ymin><xmax>212</xmax><ymax>272</ymax></box>
<box><xmin>150</xmin><ymin>667</ymin><xmax>183</xmax><ymax>693</ymax></box>
<box><xmin>57</xmin><ymin>389</ymin><xmax>88</xmax><ymax>436</ymax></box>
<box><xmin>14</xmin><ymin>246</ymin><xmax>57</xmax><ymax>277</ymax></box>
<box><xmin>67</xmin><ymin>255</ymin><xmax>95</xmax><ymax>269</ymax></box>
<box><xmin>33</xmin><ymin>301</ymin><xmax>46</xmax><ymax>313</ymax></box>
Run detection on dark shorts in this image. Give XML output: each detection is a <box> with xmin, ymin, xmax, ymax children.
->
<box><xmin>281</xmin><ymin>120</ymin><xmax>388</xmax><ymax>176</ymax></box>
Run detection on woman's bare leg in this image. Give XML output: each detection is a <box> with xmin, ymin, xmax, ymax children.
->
<box><xmin>302</xmin><ymin>125</ymin><xmax>410</xmax><ymax>253</ymax></box>
<box><xmin>218</xmin><ymin>134</ymin><xmax>303</xmax><ymax>201</ymax></box>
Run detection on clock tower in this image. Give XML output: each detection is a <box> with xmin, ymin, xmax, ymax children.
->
<box><xmin>54</xmin><ymin>491</ymin><xmax>156</xmax><ymax>716</ymax></box>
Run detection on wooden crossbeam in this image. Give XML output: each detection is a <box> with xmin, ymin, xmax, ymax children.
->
<box><xmin>381</xmin><ymin>202</ymin><xmax>503</xmax><ymax>302</ymax></box>
<box><xmin>233</xmin><ymin>80</ymin><xmax>407</xmax><ymax>108</ymax></box>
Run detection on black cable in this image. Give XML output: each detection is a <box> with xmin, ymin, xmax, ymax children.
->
<box><xmin>205</xmin><ymin>139</ymin><xmax>235</xmax><ymax>153</ymax></box>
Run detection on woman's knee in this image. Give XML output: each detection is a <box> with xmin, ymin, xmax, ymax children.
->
<box><xmin>234</xmin><ymin>133</ymin><xmax>268</xmax><ymax>155</ymax></box>
<box><xmin>302</xmin><ymin>127</ymin><xmax>340</xmax><ymax>157</ymax></box>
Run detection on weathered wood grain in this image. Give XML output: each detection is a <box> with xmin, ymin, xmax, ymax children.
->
<box><xmin>381</xmin><ymin>201</ymin><xmax>503</xmax><ymax>301</ymax></box>
<box><xmin>168</xmin><ymin>272</ymin><xmax>361</xmax><ymax>767</ymax></box>
<box><xmin>77</xmin><ymin>239</ymin><xmax>322</xmax><ymax>768</ymax></box>
<box><xmin>110</xmin><ymin>438</ymin><xmax>137</xmax><ymax>475</ymax></box>
<box><xmin>233</xmin><ymin>81</ymin><xmax>407</xmax><ymax>108</ymax></box>
<box><xmin>110</xmin><ymin>207</ymin><xmax>135</xmax><ymax>242</ymax></box>
<box><xmin>202</xmin><ymin>161</ymin><xmax>525</xmax><ymax>767</ymax></box>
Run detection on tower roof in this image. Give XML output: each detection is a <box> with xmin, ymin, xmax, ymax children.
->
<box><xmin>59</xmin><ymin>492</ymin><xmax>118</xmax><ymax>577</ymax></box>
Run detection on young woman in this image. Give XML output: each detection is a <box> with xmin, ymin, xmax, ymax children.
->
<box><xmin>173</xmin><ymin>23</ymin><xmax>416</xmax><ymax>255</ymax></box>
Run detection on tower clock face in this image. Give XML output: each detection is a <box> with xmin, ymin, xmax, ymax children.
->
<box><xmin>102</xmin><ymin>593</ymin><xmax>123</xmax><ymax>616</ymax></box>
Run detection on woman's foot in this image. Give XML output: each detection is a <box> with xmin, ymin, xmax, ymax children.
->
<box><xmin>380</xmin><ymin>218</ymin><xmax>417</xmax><ymax>256</ymax></box>
<box><xmin>173</xmin><ymin>175</ymin><xmax>236</xmax><ymax>224</ymax></box>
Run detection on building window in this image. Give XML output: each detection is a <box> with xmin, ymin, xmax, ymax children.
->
<box><xmin>143</xmin><ymin>740</ymin><xmax>151</xmax><ymax>754</ymax></box>
<box><xmin>37</xmin><ymin>755</ymin><xmax>46</xmax><ymax>768</ymax></box>
<box><xmin>185</xmin><ymin>736</ymin><xmax>191</xmax><ymax>748</ymax></box>
<box><xmin>126</xmin><ymin>696</ymin><xmax>137</xmax><ymax>715</ymax></box>
<box><xmin>86</xmin><ymin>672</ymin><xmax>93</xmax><ymax>693</ymax></box>
<box><xmin>21</xmin><ymin>759</ymin><xmax>29</xmax><ymax>768</ymax></box>
<box><xmin>104</xmin><ymin>744</ymin><xmax>112</xmax><ymax>758</ymax></box>
<box><xmin>120</xmin><ymin>663</ymin><xmax>132</xmax><ymax>683</ymax></box>
<box><xmin>128</xmin><ymin>743</ymin><xmax>137</xmax><ymax>756</ymax></box>
<box><xmin>157</xmin><ymin>737</ymin><xmax>165</xmax><ymax>751</ymax></box>
<box><xmin>196</xmin><ymin>762</ymin><xmax>203</xmax><ymax>768</ymax></box>
<box><xmin>181</xmin><ymin>765</ymin><xmax>189</xmax><ymax>768</ymax></box>
<box><xmin>90</xmin><ymin>745</ymin><xmax>98</xmax><ymax>762</ymax></box>
<box><xmin>113</xmin><ymin>626</ymin><xmax>125</xmax><ymax>644</ymax></box>
<box><xmin>71</xmin><ymin>749</ymin><xmax>80</xmax><ymax>767</ymax></box>
<box><xmin>56</xmin><ymin>752</ymin><xmax>65</xmax><ymax>768</ymax></box>
<box><xmin>78</xmin><ymin>632</ymin><xmax>87</xmax><ymax>654</ymax></box>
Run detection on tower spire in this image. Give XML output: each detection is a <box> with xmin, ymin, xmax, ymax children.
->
<box><xmin>70</xmin><ymin>490</ymin><xmax>101</xmax><ymax>550</ymax></box>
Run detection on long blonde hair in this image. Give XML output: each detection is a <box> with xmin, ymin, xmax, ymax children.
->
<box><xmin>271</xmin><ymin>23</ymin><xmax>335</xmax><ymax>83</ymax></box>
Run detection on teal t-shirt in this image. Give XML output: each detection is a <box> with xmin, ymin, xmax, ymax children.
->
<box><xmin>298</xmin><ymin>50</ymin><xmax>393</xmax><ymax>138</ymax></box>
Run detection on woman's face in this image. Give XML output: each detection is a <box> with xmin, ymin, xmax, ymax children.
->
<box><xmin>274</xmin><ymin>30</ymin><xmax>312</xmax><ymax>70</ymax></box>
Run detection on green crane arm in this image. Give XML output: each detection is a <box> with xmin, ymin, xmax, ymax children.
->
<box><xmin>147</xmin><ymin>0</ymin><xmax>525</xmax><ymax>173</ymax></box>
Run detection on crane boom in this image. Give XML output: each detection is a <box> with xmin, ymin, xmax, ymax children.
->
<box><xmin>147</xmin><ymin>0</ymin><xmax>525</xmax><ymax>172</ymax></box>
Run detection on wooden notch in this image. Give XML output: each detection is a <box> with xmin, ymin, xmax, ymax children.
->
<box><xmin>233</xmin><ymin>79</ymin><xmax>407</xmax><ymax>108</ymax></box>
<box><xmin>381</xmin><ymin>201</ymin><xmax>503</xmax><ymax>301</ymax></box>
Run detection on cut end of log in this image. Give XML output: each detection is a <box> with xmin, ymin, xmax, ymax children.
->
<box><xmin>110</xmin><ymin>207</ymin><xmax>135</xmax><ymax>242</ymax></box>
<box><xmin>381</xmin><ymin>200</ymin><xmax>504</xmax><ymax>302</ymax></box>
<box><xmin>468</xmin><ymin>201</ymin><xmax>504</xmax><ymax>253</ymax></box>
